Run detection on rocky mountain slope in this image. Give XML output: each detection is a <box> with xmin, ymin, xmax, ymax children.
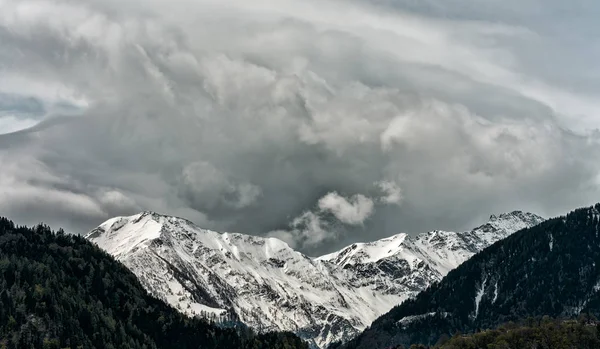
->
<box><xmin>338</xmin><ymin>204</ymin><xmax>600</xmax><ymax>349</ymax></box>
<box><xmin>87</xmin><ymin>211</ymin><xmax>543</xmax><ymax>348</ymax></box>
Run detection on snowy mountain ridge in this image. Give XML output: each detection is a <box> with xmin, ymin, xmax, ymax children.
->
<box><xmin>339</xmin><ymin>204</ymin><xmax>600</xmax><ymax>349</ymax></box>
<box><xmin>86</xmin><ymin>210</ymin><xmax>544</xmax><ymax>348</ymax></box>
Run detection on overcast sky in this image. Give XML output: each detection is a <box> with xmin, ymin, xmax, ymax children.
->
<box><xmin>1</xmin><ymin>0</ymin><xmax>599</xmax><ymax>255</ymax></box>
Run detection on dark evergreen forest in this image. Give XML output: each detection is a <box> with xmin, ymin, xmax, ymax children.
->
<box><xmin>0</xmin><ymin>217</ymin><xmax>308</xmax><ymax>349</ymax></box>
<box><xmin>433</xmin><ymin>317</ymin><xmax>600</xmax><ymax>349</ymax></box>
<box><xmin>387</xmin><ymin>316</ymin><xmax>600</xmax><ymax>349</ymax></box>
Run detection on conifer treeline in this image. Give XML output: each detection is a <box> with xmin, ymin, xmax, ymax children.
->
<box><xmin>388</xmin><ymin>316</ymin><xmax>600</xmax><ymax>349</ymax></box>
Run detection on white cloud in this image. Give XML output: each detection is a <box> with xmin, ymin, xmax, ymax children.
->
<box><xmin>97</xmin><ymin>190</ymin><xmax>140</xmax><ymax>213</ymax></box>
<box><xmin>318</xmin><ymin>192</ymin><xmax>374</xmax><ymax>225</ymax></box>
<box><xmin>267</xmin><ymin>229</ymin><xmax>299</xmax><ymax>249</ymax></box>
<box><xmin>0</xmin><ymin>155</ymin><xmax>107</xmax><ymax>223</ymax></box>
<box><xmin>268</xmin><ymin>211</ymin><xmax>332</xmax><ymax>248</ymax></box>
<box><xmin>269</xmin><ymin>192</ymin><xmax>374</xmax><ymax>248</ymax></box>
<box><xmin>0</xmin><ymin>115</ymin><xmax>38</xmax><ymax>134</ymax></box>
<box><xmin>375</xmin><ymin>181</ymin><xmax>402</xmax><ymax>205</ymax></box>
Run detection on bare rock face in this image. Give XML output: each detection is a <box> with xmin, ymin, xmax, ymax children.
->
<box><xmin>87</xmin><ymin>210</ymin><xmax>544</xmax><ymax>348</ymax></box>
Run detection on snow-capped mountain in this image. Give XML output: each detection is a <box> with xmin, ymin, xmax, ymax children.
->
<box><xmin>340</xmin><ymin>204</ymin><xmax>600</xmax><ymax>349</ymax></box>
<box><xmin>86</xmin><ymin>210</ymin><xmax>544</xmax><ymax>348</ymax></box>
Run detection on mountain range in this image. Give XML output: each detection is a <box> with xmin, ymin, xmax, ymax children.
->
<box><xmin>338</xmin><ymin>204</ymin><xmax>600</xmax><ymax>348</ymax></box>
<box><xmin>86</xmin><ymin>210</ymin><xmax>544</xmax><ymax>348</ymax></box>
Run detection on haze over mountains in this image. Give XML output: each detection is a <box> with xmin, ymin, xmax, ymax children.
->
<box><xmin>87</xmin><ymin>210</ymin><xmax>544</xmax><ymax>347</ymax></box>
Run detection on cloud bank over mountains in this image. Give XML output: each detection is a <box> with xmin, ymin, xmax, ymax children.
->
<box><xmin>0</xmin><ymin>0</ymin><xmax>599</xmax><ymax>254</ymax></box>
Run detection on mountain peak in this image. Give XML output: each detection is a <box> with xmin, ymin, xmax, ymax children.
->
<box><xmin>489</xmin><ymin>210</ymin><xmax>542</xmax><ymax>222</ymax></box>
<box><xmin>482</xmin><ymin>210</ymin><xmax>544</xmax><ymax>231</ymax></box>
<box><xmin>135</xmin><ymin>210</ymin><xmax>195</xmax><ymax>225</ymax></box>
<box><xmin>138</xmin><ymin>210</ymin><xmax>162</xmax><ymax>218</ymax></box>
<box><xmin>472</xmin><ymin>211</ymin><xmax>544</xmax><ymax>247</ymax></box>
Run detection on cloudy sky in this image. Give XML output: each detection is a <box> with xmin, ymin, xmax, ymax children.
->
<box><xmin>1</xmin><ymin>0</ymin><xmax>599</xmax><ymax>255</ymax></box>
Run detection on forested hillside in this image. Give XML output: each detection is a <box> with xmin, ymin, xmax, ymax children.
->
<box><xmin>0</xmin><ymin>217</ymin><xmax>308</xmax><ymax>349</ymax></box>
<box><xmin>433</xmin><ymin>317</ymin><xmax>600</xmax><ymax>349</ymax></box>
<box><xmin>337</xmin><ymin>204</ymin><xmax>600</xmax><ymax>348</ymax></box>
<box><xmin>386</xmin><ymin>317</ymin><xmax>600</xmax><ymax>349</ymax></box>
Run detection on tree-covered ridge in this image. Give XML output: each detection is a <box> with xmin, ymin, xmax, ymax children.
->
<box><xmin>387</xmin><ymin>316</ymin><xmax>600</xmax><ymax>349</ymax></box>
<box><xmin>0</xmin><ymin>217</ymin><xmax>308</xmax><ymax>349</ymax></box>
<box><xmin>435</xmin><ymin>317</ymin><xmax>600</xmax><ymax>349</ymax></box>
<box><xmin>337</xmin><ymin>203</ymin><xmax>600</xmax><ymax>349</ymax></box>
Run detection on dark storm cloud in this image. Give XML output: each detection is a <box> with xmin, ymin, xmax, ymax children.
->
<box><xmin>0</xmin><ymin>0</ymin><xmax>599</xmax><ymax>255</ymax></box>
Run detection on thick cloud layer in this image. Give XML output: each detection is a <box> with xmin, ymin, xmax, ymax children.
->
<box><xmin>0</xmin><ymin>0</ymin><xmax>599</xmax><ymax>255</ymax></box>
